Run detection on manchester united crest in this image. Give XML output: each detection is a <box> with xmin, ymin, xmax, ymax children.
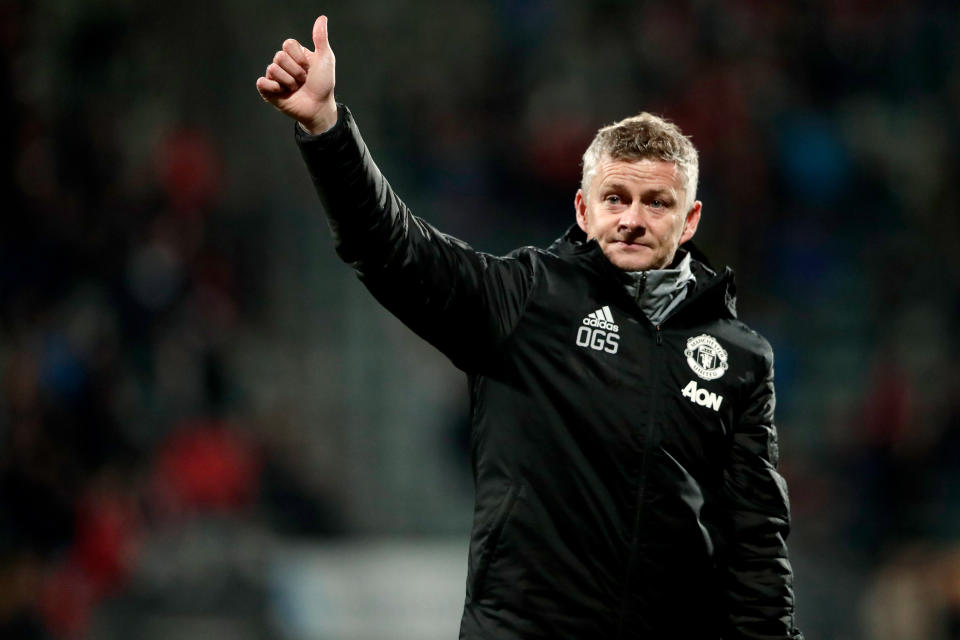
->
<box><xmin>684</xmin><ymin>334</ymin><xmax>729</xmax><ymax>381</ymax></box>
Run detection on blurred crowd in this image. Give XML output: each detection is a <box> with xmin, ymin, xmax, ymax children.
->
<box><xmin>0</xmin><ymin>2</ymin><xmax>343</xmax><ymax>637</ymax></box>
<box><xmin>0</xmin><ymin>0</ymin><xmax>958</xmax><ymax>638</ymax></box>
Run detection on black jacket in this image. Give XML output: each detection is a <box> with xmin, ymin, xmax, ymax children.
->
<box><xmin>296</xmin><ymin>105</ymin><xmax>803</xmax><ymax>640</ymax></box>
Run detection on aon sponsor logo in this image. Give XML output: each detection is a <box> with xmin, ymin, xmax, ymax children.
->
<box><xmin>681</xmin><ymin>379</ymin><xmax>723</xmax><ymax>411</ymax></box>
<box><xmin>576</xmin><ymin>306</ymin><xmax>620</xmax><ymax>354</ymax></box>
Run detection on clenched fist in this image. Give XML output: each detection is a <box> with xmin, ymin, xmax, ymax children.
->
<box><xmin>256</xmin><ymin>15</ymin><xmax>338</xmax><ymax>134</ymax></box>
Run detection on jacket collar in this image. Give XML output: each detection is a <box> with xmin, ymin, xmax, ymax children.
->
<box><xmin>547</xmin><ymin>224</ymin><xmax>738</xmax><ymax>320</ymax></box>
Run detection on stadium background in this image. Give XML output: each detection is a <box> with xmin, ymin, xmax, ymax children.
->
<box><xmin>1</xmin><ymin>0</ymin><xmax>958</xmax><ymax>638</ymax></box>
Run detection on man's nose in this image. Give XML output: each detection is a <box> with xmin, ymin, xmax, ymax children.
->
<box><xmin>618</xmin><ymin>203</ymin><xmax>646</xmax><ymax>231</ymax></box>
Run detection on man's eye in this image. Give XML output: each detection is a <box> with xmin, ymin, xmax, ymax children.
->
<box><xmin>605</xmin><ymin>195</ymin><xmax>621</xmax><ymax>204</ymax></box>
<box><xmin>650</xmin><ymin>199</ymin><xmax>663</xmax><ymax>208</ymax></box>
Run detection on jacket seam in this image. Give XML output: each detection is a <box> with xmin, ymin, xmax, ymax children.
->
<box><xmin>489</xmin><ymin>249</ymin><xmax>542</xmax><ymax>354</ymax></box>
<box><xmin>470</xmin><ymin>481</ymin><xmax>522</xmax><ymax>603</ymax></box>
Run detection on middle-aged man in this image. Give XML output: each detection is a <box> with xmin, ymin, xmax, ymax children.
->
<box><xmin>257</xmin><ymin>15</ymin><xmax>803</xmax><ymax>640</ymax></box>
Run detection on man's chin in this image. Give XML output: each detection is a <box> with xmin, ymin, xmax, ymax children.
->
<box><xmin>605</xmin><ymin>248</ymin><xmax>663</xmax><ymax>272</ymax></box>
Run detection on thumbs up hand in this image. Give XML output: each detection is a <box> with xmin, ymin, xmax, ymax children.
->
<box><xmin>256</xmin><ymin>15</ymin><xmax>338</xmax><ymax>134</ymax></box>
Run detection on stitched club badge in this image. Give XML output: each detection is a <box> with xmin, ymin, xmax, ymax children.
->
<box><xmin>684</xmin><ymin>334</ymin><xmax>729</xmax><ymax>381</ymax></box>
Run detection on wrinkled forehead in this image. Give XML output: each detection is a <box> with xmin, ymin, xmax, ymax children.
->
<box><xmin>592</xmin><ymin>155</ymin><xmax>685</xmax><ymax>192</ymax></box>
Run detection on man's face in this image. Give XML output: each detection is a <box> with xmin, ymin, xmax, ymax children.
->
<box><xmin>575</xmin><ymin>156</ymin><xmax>701</xmax><ymax>271</ymax></box>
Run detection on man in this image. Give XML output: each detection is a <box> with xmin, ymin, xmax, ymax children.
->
<box><xmin>257</xmin><ymin>15</ymin><xmax>803</xmax><ymax>640</ymax></box>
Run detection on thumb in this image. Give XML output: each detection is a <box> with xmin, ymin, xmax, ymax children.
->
<box><xmin>311</xmin><ymin>15</ymin><xmax>328</xmax><ymax>52</ymax></box>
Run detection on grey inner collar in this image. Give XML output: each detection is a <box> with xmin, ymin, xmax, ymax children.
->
<box><xmin>623</xmin><ymin>252</ymin><xmax>697</xmax><ymax>326</ymax></box>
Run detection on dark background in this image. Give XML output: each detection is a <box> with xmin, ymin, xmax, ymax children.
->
<box><xmin>1</xmin><ymin>1</ymin><xmax>958</xmax><ymax>638</ymax></box>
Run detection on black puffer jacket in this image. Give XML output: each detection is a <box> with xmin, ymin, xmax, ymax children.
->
<box><xmin>296</xmin><ymin>105</ymin><xmax>803</xmax><ymax>640</ymax></box>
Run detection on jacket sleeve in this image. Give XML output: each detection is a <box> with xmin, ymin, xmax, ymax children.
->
<box><xmin>720</xmin><ymin>346</ymin><xmax>803</xmax><ymax>640</ymax></box>
<box><xmin>294</xmin><ymin>104</ymin><xmax>535</xmax><ymax>371</ymax></box>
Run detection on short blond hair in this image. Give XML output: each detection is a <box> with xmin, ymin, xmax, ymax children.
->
<box><xmin>581</xmin><ymin>113</ymin><xmax>699</xmax><ymax>208</ymax></box>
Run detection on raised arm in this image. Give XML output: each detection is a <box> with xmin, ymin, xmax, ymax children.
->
<box><xmin>256</xmin><ymin>17</ymin><xmax>535</xmax><ymax>371</ymax></box>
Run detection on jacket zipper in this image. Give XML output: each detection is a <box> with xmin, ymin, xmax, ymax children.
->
<box><xmin>604</xmin><ymin>256</ymin><xmax>732</xmax><ymax>634</ymax></box>
<box><xmin>633</xmin><ymin>271</ymin><xmax>648</xmax><ymax>304</ymax></box>
<box><xmin>615</xmin><ymin>320</ymin><xmax>662</xmax><ymax>639</ymax></box>
<box><xmin>632</xmin><ymin>271</ymin><xmax>664</xmax><ymax>347</ymax></box>
<box><xmin>616</xmin><ymin>272</ymin><xmax>677</xmax><ymax>635</ymax></box>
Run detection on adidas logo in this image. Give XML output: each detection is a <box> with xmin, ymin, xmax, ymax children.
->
<box><xmin>581</xmin><ymin>306</ymin><xmax>619</xmax><ymax>332</ymax></box>
<box><xmin>576</xmin><ymin>306</ymin><xmax>621</xmax><ymax>354</ymax></box>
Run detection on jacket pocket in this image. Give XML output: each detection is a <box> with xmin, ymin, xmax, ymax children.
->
<box><xmin>471</xmin><ymin>481</ymin><xmax>521</xmax><ymax>602</ymax></box>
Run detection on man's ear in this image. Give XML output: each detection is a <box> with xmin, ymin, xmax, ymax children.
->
<box><xmin>680</xmin><ymin>200</ymin><xmax>702</xmax><ymax>244</ymax></box>
<box><xmin>575</xmin><ymin>189</ymin><xmax>589</xmax><ymax>234</ymax></box>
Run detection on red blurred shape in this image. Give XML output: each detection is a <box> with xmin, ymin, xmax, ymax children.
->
<box><xmin>155</xmin><ymin>128</ymin><xmax>223</xmax><ymax>214</ymax></box>
<box><xmin>154</xmin><ymin>419</ymin><xmax>259</xmax><ymax>513</ymax></box>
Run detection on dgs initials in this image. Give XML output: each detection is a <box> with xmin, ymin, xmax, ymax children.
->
<box><xmin>576</xmin><ymin>326</ymin><xmax>620</xmax><ymax>354</ymax></box>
